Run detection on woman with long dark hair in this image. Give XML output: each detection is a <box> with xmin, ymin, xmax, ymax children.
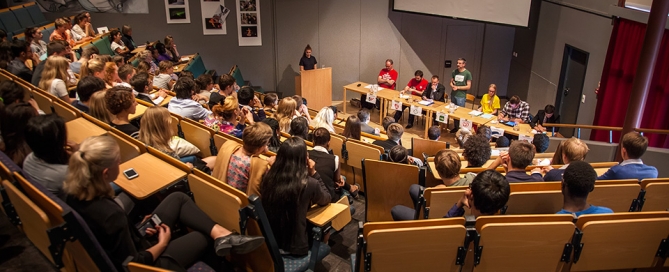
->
<box><xmin>259</xmin><ymin>137</ymin><xmax>331</xmax><ymax>262</ymax></box>
<box><xmin>342</xmin><ymin>115</ymin><xmax>362</xmax><ymax>141</ymax></box>
<box><xmin>1</xmin><ymin>102</ymin><xmax>37</xmax><ymax>167</ymax></box>
<box><xmin>261</xmin><ymin>118</ymin><xmax>281</xmax><ymax>153</ymax></box>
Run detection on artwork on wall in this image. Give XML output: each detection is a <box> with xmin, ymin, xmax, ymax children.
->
<box><xmin>17</xmin><ymin>0</ymin><xmax>149</xmax><ymax>14</ymax></box>
<box><xmin>201</xmin><ymin>0</ymin><xmax>230</xmax><ymax>35</ymax></box>
<box><xmin>236</xmin><ymin>0</ymin><xmax>261</xmax><ymax>46</ymax></box>
<box><xmin>165</xmin><ymin>0</ymin><xmax>190</xmax><ymax>24</ymax></box>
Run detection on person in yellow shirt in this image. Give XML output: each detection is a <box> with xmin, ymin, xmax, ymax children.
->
<box><xmin>479</xmin><ymin>84</ymin><xmax>500</xmax><ymax>115</ymax></box>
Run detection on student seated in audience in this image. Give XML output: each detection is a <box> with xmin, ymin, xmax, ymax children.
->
<box><xmin>115</xmin><ymin>64</ymin><xmax>135</xmax><ymax>89</ymax></box>
<box><xmin>8</xmin><ymin>40</ymin><xmax>37</xmax><ymax>82</ymax></box>
<box><xmin>164</xmin><ymin>35</ymin><xmax>180</xmax><ymax>61</ymax></box>
<box><xmin>120</xmin><ymin>25</ymin><xmax>136</xmax><ymax>52</ymax></box>
<box><xmin>105</xmin><ymin>86</ymin><xmax>139</xmax><ymax>138</ymax></box>
<box><xmin>309</xmin><ymin>128</ymin><xmax>359</xmax><ymax>202</ymax></box>
<box><xmin>382</xmin><ymin>116</ymin><xmax>395</xmax><ymax>132</ymax></box>
<box><xmin>50</xmin><ymin>18</ymin><xmax>76</xmax><ymax>47</ymax></box>
<box><xmin>131</xmin><ymin>72</ymin><xmax>167</xmax><ymax>106</ymax></box>
<box><xmin>276</xmin><ymin>97</ymin><xmax>298</xmax><ymax>133</ymax></box>
<box><xmin>213</xmin><ymin>122</ymin><xmax>274</xmax><ymax>196</ymax></box>
<box><xmin>262</xmin><ymin>118</ymin><xmax>282</xmax><ymax>153</ymax></box>
<box><xmin>81</xmin><ymin>58</ymin><xmax>106</xmax><ymax>82</ymax></box>
<box><xmin>289</xmin><ymin>116</ymin><xmax>310</xmax><ymax>140</ymax></box>
<box><xmin>478</xmin><ymin>126</ymin><xmax>492</xmax><ymax>141</ymax></box>
<box><xmin>139</xmin><ymin>106</ymin><xmax>216</xmax><ymax>170</ymax></box>
<box><xmin>598</xmin><ymin>132</ymin><xmax>658</xmax><ymax>180</ymax></box>
<box><xmin>138</xmin><ymin>51</ymin><xmax>158</xmax><ymax>74</ymax></box>
<box><xmin>238</xmin><ymin>86</ymin><xmax>265</xmax><ymax>123</ymax></box>
<box><xmin>456</xmin><ymin>127</ymin><xmax>473</xmax><ymax>147</ymax></box>
<box><xmin>26</xmin><ymin>27</ymin><xmax>47</xmax><ymax>60</ymax></box>
<box><xmin>428</xmin><ymin>125</ymin><xmax>441</xmax><ymax>141</ymax></box>
<box><xmin>167</xmin><ymin>77</ymin><xmax>212</xmax><ymax>121</ymax></box>
<box><xmin>208</xmin><ymin>74</ymin><xmax>236</xmax><ymax>109</ymax></box>
<box><xmin>533</xmin><ymin>133</ymin><xmax>550</xmax><ymax>153</ymax></box>
<box><xmin>104</xmin><ymin>62</ymin><xmax>120</xmax><ymax>88</ymax></box>
<box><xmin>558</xmin><ymin>161</ymin><xmax>613</xmax><ymax>216</ymax></box>
<box><xmin>23</xmin><ymin>114</ymin><xmax>74</xmax><ymax>198</ymax></box>
<box><xmin>70</xmin><ymin>13</ymin><xmax>93</xmax><ymax>42</ymax></box>
<box><xmin>478</xmin><ymin>84</ymin><xmax>501</xmax><ymax>115</ymax></box>
<box><xmin>543</xmin><ymin>137</ymin><xmax>589</xmax><ymax>181</ymax></box>
<box><xmin>72</xmin><ymin>76</ymin><xmax>106</xmax><ymax>113</ymax></box>
<box><xmin>109</xmin><ymin>30</ymin><xmax>130</xmax><ymax>57</ymax></box>
<box><xmin>530</xmin><ymin>104</ymin><xmax>560</xmax><ymax>133</ymax></box>
<box><xmin>498</xmin><ymin>95</ymin><xmax>530</xmax><ymax>124</ymax></box>
<box><xmin>154</xmin><ymin>42</ymin><xmax>173</xmax><ymax>62</ymax></box>
<box><xmin>444</xmin><ymin>170</ymin><xmax>510</xmax><ymax>217</ymax></box>
<box><xmin>488</xmin><ymin>140</ymin><xmax>544</xmax><ymax>182</ymax></box>
<box><xmin>357</xmin><ymin>109</ymin><xmax>380</xmax><ymax>135</ymax></box>
<box><xmin>64</xmin><ymin>136</ymin><xmax>264</xmax><ymax>271</ymax></box>
<box><xmin>463</xmin><ymin>135</ymin><xmax>492</xmax><ymax>167</ymax></box>
<box><xmin>373</xmin><ymin>123</ymin><xmax>404</xmax><ymax>152</ymax></box>
<box><xmin>495</xmin><ymin>135</ymin><xmax>510</xmax><ymax>148</ymax></box>
<box><xmin>388</xmin><ymin>145</ymin><xmax>423</xmax><ymax>167</ymax></box>
<box><xmin>195</xmin><ymin>74</ymin><xmax>214</xmax><ymax>102</ymax></box>
<box><xmin>1</xmin><ymin>103</ymin><xmax>38</xmax><ymax>167</ymax></box>
<box><xmin>89</xmin><ymin>91</ymin><xmax>113</xmax><ymax>123</ymax></box>
<box><xmin>262</xmin><ymin>93</ymin><xmax>278</xmax><ymax>115</ymax></box>
<box><xmin>292</xmin><ymin>94</ymin><xmax>312</xmax><ymax>123</ymax></box>
<box><xmin>342</xmin><ymin>115</ymin><xmax>362</xmax><ymax>141</ymax></box>
<box><xmin>32</xmin><ymin>41</ymin><xmax>69</xmax><ymax>86</ymax></box>
<box><xmin>204</xmin><ymin>96</ymin><xmax>246</xmax><ymax>138</ymax></box>
<box><xmin>153</xmin><ymin>61</ymin><xmax>176</xmax><ymax>90</ymax></box>
<box><xmin>39</xmin><ymin>56</ymin><xmax>73</xmax><ymax>103</ymax></box>
<box><xmin>0</xmin><ymin>81</ymin><xmax>31</xmax><ymax>107</ymax></box>
<box><xmin>391</xmin><ymin>149</ymin><xmax>476</xmax><ymax>220</ymax></box>
<box><xmin>260</xmin><ymin>137</ymin><xmax>331</xmax><ymax>263</ymax></box>
<box><xmin>70</xmin><ymin>46</ymin><xmax>98</xmax><ymax>74</ymax></box>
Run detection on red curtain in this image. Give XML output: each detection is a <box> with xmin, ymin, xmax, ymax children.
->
<box><xmin>591</xmin><ymin>18</ymin><xmax>669</xmax><ymax>148</ymax></box>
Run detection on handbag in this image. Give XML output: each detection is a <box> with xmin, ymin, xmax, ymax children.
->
<box><xmin>169</xmin><ymin>136</ymin><xmax>200</xmax><ymax>157</ymax></box>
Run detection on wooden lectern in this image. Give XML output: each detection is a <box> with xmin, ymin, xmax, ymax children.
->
<box><xmin>295</xmin><ymin>67</ymin><xmax>332</xmax><ymax>110</ymax></box>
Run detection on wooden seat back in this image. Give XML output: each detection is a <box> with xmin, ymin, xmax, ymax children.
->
<box><xmin>169</xmin><ymin>115</ymin><xmax>180</xmax><ymax>137</ymax></box>
<box><xmin>345</xmin><ymin>139</ymin><xmax>384</xmax><ymax>169</ymax></box>
<box><xmin>424</xmin><ymin>187</ymin><xmax>468</xmax><ymax>219</ymax></box>
<box><xmin>109</xmin><ymin>131</ymin><xmax>143</xmax><ymax>163</ymax></box>
<box><xmin>214</xmin><ymin>131</ymin><xmax>243</xmax><ymax>151</ymax></box>
<box><xmin>412</xmin><ymin>138</ymin><xmax>446</xmax><ymax>158</ymax></box>
<box><xmin>180</xmin><ymin>118</ymin><xmax>215</xmax><ymax>157</ymax></box>
<box><xmin>474</xmin><ymin>217</ymin><xmax>575</xmax><ymax>271</ymax></box>
<box><xmin>52</xmin><ymin>100</ymin><xmax>80</xmax><ymax>122</ymax></box>
<box><xmin>31</xmin><ymin>90</ymin><xmax>54</xmax><ymax>114</ymax></box>
<box><xmin>188</xmin><ymin>174</ymin><xmax>242</xmax><ymax>232</ymax></box>
<box><xmin>146</xmin><ymin>146</ymin><xmax>192</xmax><ymax>173</ymax></box>
<box><xmin>82</xmin><ymin>113</ymin><xmax>112</xmax><ymax>131</ymax></box>
<box><xmin>508</xmin><ymin>181</ymin><xmax>561</xmax><ymax>192</ymax></box>
<box><xmin>571</xmin><ymin>212</ymin><xmax>669</xmax><ymax>271</ymax></box>
<box><xmin>640</xmin><ymin>178</ymin><xmax>669</xmax><ymax>212</ymax></box>
<box><xmin>588</xmin><ymin>183</ymin><xmax>641</xmax><ymax>212</ymax></box>
<box><xmin>124</xmin><ymin>262</ymin><xmax>171</xmax><ymax>272</ymax></box>
<box><xmin>504</xmin><ymin>191</ymin><xmax>563</xmax><ymax>214</ymax></box>
<box><xmin>362</xmin><ymin>159</ymin><xmax>419</xmax><ymax>222</ymax></box>
<box><xmin>363</xmin><ymin>218</ymin><xmax>466</xmax><ymax>271</ymax></box>
<box><xmin>329</xmin><ymin>133</ymin><xmax>345</xmax><ymax>160</ymax></box>
<box><xmin>423</xmin><ymin>157</ymin><xmax>443</xmax><ymax>188</ymax></box>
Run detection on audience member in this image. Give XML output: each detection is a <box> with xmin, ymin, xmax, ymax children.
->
<box><xmin>72</xmin><ymin>76</ymin><xmax>106</xmax><ymax>113</ymax></box>
<box><xmin>495</xmin><ymin>135</ymin><xmax>510</xmax><ymax>148</ymax></box>
<box><xmin>391</xmin><ymin>150</ymin><xmax>476</xmax><ymax>220</ymax></box>
<box><xmin>105</xmin><ymin>86</ymin><xmax>139</xmax><ymax>138</ymax></box>
<box><xmin>381</xmin><ymin>116</ymin><xmax>395</xmax><ymax>132</ymax></box>
<box><xmin>455</xmin><ymin>127</ymin><xmax>473</xmax><ymax>147</ymax></box>
<box><xmin>551</xmin><ymin>141</ymin><xmax>565</xmax><ymax>165</ymax></box>
<box><xmin>427</xmin><ymin>125</ymin><xmax>441</xmax><ymax>141</ymax></box>
<box><xmin>387</xmin><ymin>145</ymin><xmax>423</xmax><ymax>167</ymax></box>
<box><xmin>543</xmin><ymin>137</ymin><xmax>589</xmax><ymax>181</ymax></box>
<box><xmin>444</xmin><ymin>170</ymin><xmax>510</xmax><ymax>217</ymax></box>
<box><xmin>598</xmin><ymin>132</ymin><xmax>658</xmax><ymax>180</ymax></box>
<box><xmin>0</xmin><ymin>81</ymin><xmax>26</xmax><ymax>106</ymax></box>
<box><xmin>276</xmin><ymin>97</ymin><xmax>297</xmax><ymax>133</ymax></box>
<box><xmin>292</xmin><ymin>94</ymin><xmax>312</xmax><ymax>123</ymax></box>
<box><xmin>70</xmin><ymin>46</ymin><xmax>98</xmax><ymax>74</ymax></box>
<box><xmin>259</xmin><ymin>137</ymin><xmax>331</xmax><ymax>262</ymax></box>
<box><xmin>23</xmin><ymin>114</ymin><xmax>73</xmax><ymax>198</ymax></box>
<box><xmin>131</xmin><ymin>73</ymin><xmax>167</xmax><ymax>105</ymax></box>
<box><xmin>309</xmin><ymin>128</ymin><xmax>358</xmax><ymax>204</ymax></box>
<box><xmin>357</xmin><ymin>109</ymin><xmax>380</xmax><ymax>135</ymax></box>
<box><xmin>213</xmin><ymin>122</ymin><xmax>273</xmax><ymax>196</ymax></box>
<box><xmin>164</xmin><ymin>35</ymin><xmax>180</xmax><ymax>61</ymax></box>
<box><xmin>154</xmin><ymin>42</ymin><xmax>172</xmax><ymax>62</ymax></box>
<box><xmin>38</xmin><ymin>56</ymin><xmax>72</xmax><ymax>103</ymax></box>
<box><xmin>81</xmin><ymin>58</ymin><xmax>106</xmax><ymax>80</ymax></box>
<box><xmin>208</xmin><ymin>74</ymin><xmax>236</xmax><ymax>109</ymax></box>
<box><xmin>120</xmin><ymin>25</ymin><xmax>136</xmax><ymax>52</ymax></box>
<box><xmin>477</xmin><ymin>126</ymin><xmax>492</xmax><ymax>141</ymax></box>
<box><xmin>530</xmin><ymin>104</ymin><xmax>560</xmax><ymax>133</ymax></box>
<box><xmin>153</xmin><ymin>61</ymin><xmax>175</xmax><ymax>89</ymax></box>
<box><xmin>103</xmin><ymin>62</ymin><xmax>120</xmax><ymax>88</ymax></box>
<box><xmin>115</xmin><ymin>64</ymin><xmax>135</xmax><ymax>89</ymax></box>
<box><xmin>195</xmin><ymin>74</ymin><xmax>214</xmax><ymax>102</ymax></box>
<box><xmin>50</xmin><ymin>18</ymin><xmax>75</xmax><ymax>47</ymax></box>
<box><xmin>109</xmin><ymin>30</ymin><xmax>130</xmax><ymax>56</ymax></box>
<box><xmin>70</xmin><ymin>12</ymin><xmax>93</xmax><ymax>42</ymax></box>
<box><xmin>261</xmin><ymin>118</ymin><xmax>281</xmax><ymax>153</ymax></box>
<box><xmin>205</xmin><ymin>96</ymin><xmax>246</xmax><ymax>138</ymax></box>
<box><xmin>499</xmin><ymin>95</ymin><xmax>530</xmax><ymax>124</ymax></box>
<box><xmin>2</xmin><ymin>103</ymin><xmax>37</xmax><ymax>166</ymax></box>
<box><xmin>238</xmin><ymin>86</ymin><xmax>265</xmax><ymax>123</ymax></box>
<box><xmin>373</xmin><ymin>123</ymin><xmax>403</xmax><ymax>152</ymax></box>
<box><xmin>488</xmin><ymin>141</ymin><xmax>543</xmax><ymax>182</ymax></box>
<box><xmin>167</xmin><ymin>77</ymin><xmax>212</xmax><ymax>121</ymax></box>
<box><xmin>463</xmin><ymin>135</ymin><xmax>492</xmax><ymax>168</ymax></box>
<box><xmin>532</xmin><ymin>134</ymin><xmax>550</xmax><ymax>153</ymax></box>
<box><xmin>289</xmin><ymin>116</ymin><xmax>310</xmax><ymax>140</ymax></box>
<box><xmin>64</xmin><ymin>136</ymin><xmax>264</xmax><ymax>271</ymax></box>
<box><xmin>25</xmin><ymin>27</ymin><xmax>47</xmax><ymax>60</ymax></box>
<box><xmin>262</xmin><ymin>93</ymin><xmax>278</xmax><ymax>115</ymax></box>
<box><xmin>88</xmin><ymin>91</ymin><xmax>113</xmax><ymax>123</ymax></box>
<box><xmin>478</xmin><ymin>84</ymin><xmax>501</xmax><ymax>115</ymax></box>
<box><xmin>31</xmin><ymin>41</ymin><xmax>68</xmax><ymax>86</ymax></box>
<box><xmin>8</xmin><ymin>40</ymin><xmax>36</xmax><ymax>82</ymax></box>
<box><xmin>557</xmin><ymin>161</ymin><xmax>613</xmax><ymax>216</ymax></box>
<box><xmin>342</xmin><ymin>115</ymin><xmax>362</xmax><ymax>141</ymax></box>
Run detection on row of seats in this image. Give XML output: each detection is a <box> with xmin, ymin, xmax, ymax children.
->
<box><xmin>0</xmin><ymin>2</ymin><xmax>48</xmax><ymax>38</ymax></box>
<box><xmin>353</xmin><ymin>213</ymin><xmax>669</xmax><ymax>271</ymax></box>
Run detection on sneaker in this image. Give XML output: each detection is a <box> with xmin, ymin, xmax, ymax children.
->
<box><xmin>214</xmin><ymin>233</ymin><xmax>265</xmax><ymax>256</ymax></box>
<box><xmin>406</xmin><ymin>124</ymin><xmax>413</xmax><ymax>129</ymax></box>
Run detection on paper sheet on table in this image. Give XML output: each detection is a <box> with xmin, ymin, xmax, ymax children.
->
<box><xmin>468</xmin><ymin>110</ymin><xmax>483</xmax><ymax>116</ymax></box>
<box><xmin>491</xmin><ymin>149</ymin><xmax>501</xmax><ymax>156</ymax></box>
<box><xmin>418</xmin><ymin>100</ymin><xmax>434</xmax><ymax>106</ymax></box>
<box><xmin>480</xmin><ymin>113</ymin><xmax>494</xmax><ymax>119</ymax></box>
<box><xmin>364</xmin><ymin>85</ymin><xmax>384</xmax><ymax>91</ymax></box>
<box><xmin>399</xmin><ymin>94</ymin><xmax>411</xmax><ymax>99</ymax></box>
<box><xmin>180</xmin><ymin>57</ymin><xmax>191</xmax><ymax>62</ymax></box>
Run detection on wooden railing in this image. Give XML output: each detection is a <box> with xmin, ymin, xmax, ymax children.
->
<box><xmin>543</xmin><ymin>123</ymin><xmax>669</xmax><ymax>143</ymax></box>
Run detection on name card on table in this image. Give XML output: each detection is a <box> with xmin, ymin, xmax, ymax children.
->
<box><xmin>410</xmin><ymin>105</ymin><xmax>423</xmax><ymax>116</ymax></box>
<box><xmin>436</xmin><ymin>112</ymin><xmax>449</xmax><ymax>123</ymax></box>
<box><xmin>460</xmin><ymin>119</ymin><xmax>473</xmax><ymax>130</ymax></box>
<box><xmin>390</xmin><ymin>100</ymin><xmax>402</xmax><ymax>111</ymax></box>
<box><xmin>519</xmin><ymin>134</ymin><xmax>534</xmax><ymax>143</ymax></box>
<box><xmin>365</xmin><ymin>93</ymin><xmax>377</xmax><ymax>104</ymax></box>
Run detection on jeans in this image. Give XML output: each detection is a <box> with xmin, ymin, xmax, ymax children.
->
<box><xmin>390</xmin><ymin>184</ymin><xmax>423</xmax><ymax>221</ymax></box>
<box><xmin>451</xmin><ymin>94</ymin><xmax>466</xmax><ymax>129</ymax></box>
<box><xmin>179</xmin><ymin>155</ymin><xmax>198</xmax><ymax>164</ymax></box>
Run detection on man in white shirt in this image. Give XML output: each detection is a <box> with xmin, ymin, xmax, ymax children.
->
<box><xmin>167</xmin><ymin>77</ymin><xmax>211</xmax><ymax>120</ymax></box>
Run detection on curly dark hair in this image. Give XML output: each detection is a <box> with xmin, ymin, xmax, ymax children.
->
<box><xmin>471</xmin><ymin>170</ymin><xmax>510</xmax><ymax>215</ymax></box>
<box><xmin>563</xmin><ymin>161</ymin><xmax>597</xmax><ymax>198</ymax></box>
<box><xmin>104</xmin><ymin>86</ymin><xmax>135</xmax><ymax>115</ymax></box>
<box><xmin>533</xmin><ymin>134</ymin><xmax>550</xmax><ymax>153</ymax></box>
<box><xmin>463</xmin><ymin>135</ymin><xmax>492</xmax><ymax>167</ymax></box>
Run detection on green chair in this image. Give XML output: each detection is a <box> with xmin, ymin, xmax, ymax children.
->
<box><xmin>92</xmin><ymin>38</ymin><xmax>114</xmax><ymax>56</ymax></box>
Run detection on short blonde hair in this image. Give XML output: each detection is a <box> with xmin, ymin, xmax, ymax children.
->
<box><xmin>139</xmin><ymin>106</ymin><xmax>174</xmax><ymax>154</ymax></box>
<box><xmin>63</xmin><ymin>136</ymin><xmax>119</xmax><ymax>201</ymax></box>
<box><xmin>81</xmin><ymin>58</ymin><xmax>105</xmax><ymax>78</ymax></box>
<box><xmin>276</xmin><ymin>97</ymin><xmax>297</xmax><ymax>132</ymax></box>
<box><xmin>242</xmin><ymin>122</ymin><xmax>273</xmax><ymax>153</ymax></box>
<box><xmin>158</xmin><ymin>60</ymin><xmax>173</xmax><ymax>73</ymax></box>
<box><xmin>38</xmin><ymin>56</ymin><xmax>70</xmax><ymax>91</ymax></box>
<box><xmin>435</xmin><ymin>150</ymin><xmax>462</xmax><ymax>179</ymax></box>
<box><xmin>212</xmin><ymin>96</ymin><xmax>239</xmax><ymax>120</ymax></box>
<box><xmin>562</xmin><ymin>137</ymin><xmax>589</xmax><ymax>162</ymax></box>
<box><xmin>89</xmin><ymin>91</ymin><xmax>112</xmax><ymax>123</ymax></box>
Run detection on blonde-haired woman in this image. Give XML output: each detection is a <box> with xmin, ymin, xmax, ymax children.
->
<box><xmin>310</xmin><ymin>106</ymin><xmax>335</xmax><ymax>133</ymax></box>
<box><xmin>139</xmin><ymin>106</ymin><xmax>216</xmax><ymax>169</ymax></box>
<box><xmin>64</xmin><ymin>135</ymin><xmax>264</xmax><ymax>271</ymax></box>
<box><xmin>81</xmin><ymin>58</ymin><xmax>105</xmax><ymax>80</ymax></box>
<box><xmin>104</xmin><ymin>62</ymin><xmax>120</xmax><ymax>88</ymax></box>
<box><xmin>39</xmin><ymin>56</ymin><xmax>72</xmax><ymax>103</ymax></box>
<box><xmin>478</xmin><ymin>83</ymin><xmax>500</xmax><ymax>115</ymax></box>
<box><xmin>164</xmin><ymin>35</ymin><xmax>180</xmax><ymax>61</ymax></box>
<box><xmin>89</xmin><ymin>91</ymin><xmax>113</xmax><ymax>123</ymax></box>
<box><xmin>204</xmin><ymin>96</ymin><xmax>246</xmax><ymax>138</ymax></box>
<box><xmin>275</xmin><ymin>97</ymin><xmax>297</xmax><ymax>133</ymax></box>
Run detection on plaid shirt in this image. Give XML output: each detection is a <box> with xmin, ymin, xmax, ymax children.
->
<box><xmin>502</xmin><ymin>101</ymin><xmax>530</xmax><ymax>123</ymax></box>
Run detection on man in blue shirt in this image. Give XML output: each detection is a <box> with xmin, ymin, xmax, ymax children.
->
<box><xmin>557</xmin><ymin>161</ymin><xmax>613</xmax><ymax>217</ymax></box>
<box><xmin>487</xmin><ymin>141</ymin><xmax>544</xmax><ymax>182</ymax></box>
<box><xmin>598</xmin><ymin>132</ymin><xmax>658</xmax><ymax>180</ymax></box>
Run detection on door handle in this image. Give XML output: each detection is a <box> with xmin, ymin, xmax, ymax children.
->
<box><xmin>564</xmin><ymin>88</ymin><xmax>570</xmax><ymax>96</ymax></box>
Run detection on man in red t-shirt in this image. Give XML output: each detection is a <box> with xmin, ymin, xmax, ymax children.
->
<box><xmin>362</xmin><ymin>59</ymin><xmax>397</xmax><ymax>109</ymax></box>
<box><xmin>394</xmin><ymin>70</ymin><xmax>428</xmax><ymax>128</ymax></box>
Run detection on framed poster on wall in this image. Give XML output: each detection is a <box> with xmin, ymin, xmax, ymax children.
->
<box><xmin>165</xmin><ymin>0</ymin><xmax>190</xmax><ymax>24</ymax></box>
<box><xmin>201</xmin><ymin>0</ymin><xmax>230</xmax><ymax>35</ymax></box>
<box><xmin>237</xmin><ymin>0</ymin><xmax>261</xmax><ymax>46</ymax></box>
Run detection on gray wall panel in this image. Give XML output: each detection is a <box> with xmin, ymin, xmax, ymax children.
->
<box><xmin>479</xmin><ymin>24</ymin><xmax>515</xmax><ymax>98</ymax></box>
<box><xmin>397</xmin><ymin>12</ymin><xmax>442</xmax><ymax>88</ymax></box>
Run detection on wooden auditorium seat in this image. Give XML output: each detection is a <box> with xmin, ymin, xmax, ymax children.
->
<box><xmin>362</xmin><ymin>159</ymin><xmax>419</xmax><ymax>222</ymax></box>
<box><xmin>52</xmin><ymin>99</ymin><xmax>81</xmax><ymax>122</ymax></box>
<box><xmin>411</xmin><ymin>137</ymin><xmax>446</xmax><ymax>158</ymax></box>
<box><xmin>639</xmin><ymin>178</ymin><xmax>669</xmax><ymax>212</ymax></box>
<box><xmin>345</xmin><ymin>139</ymin><xmax>384</xmax><ymax>193</ymax></box>
<box><xmin>422</xmin><ymin>186</ymin><xmax>468</xmax><ymax>219</ymax></box>
<box><xmin>108</xmin><ymin>130</ymin><xmax>144</xmax><ymax>163</ymax></box>
<box><xmin>180</xmin><ymin>118</ymin><xmax>216</xmax><ymax>157</ymax></box>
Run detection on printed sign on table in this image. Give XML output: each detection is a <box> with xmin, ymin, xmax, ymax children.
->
<box><xmin>410</xmin><ymin>105</ymin><xmax>422</xmax><ymax>116</ymax></box>
<box><xmin>390</xmin><ymin>100</ymin><xmax>402</xmax><ymax>111</ymax></box>
<box><xmin>490</xmin><ymin>126</ymin><xmax>505</xmax><ymax>138</ymax></box>
<box><xmin>460</xmin><ymin>119</ymin><xmax>473</xmax><ymax>130</ymax></box>
<box><xmin>365</xmin><ymin>93</ymin><xmax>377</xmax><ymax>104</ymax></box>
<box><xmin>436</xmin><ymin>112</ymin><xmax>449</xmax><ymax>123</ymax></box>
<box><xmin>519</xmin><ymin>134</ymin><xmax>534</xmax><ymax>143</ymax></box>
